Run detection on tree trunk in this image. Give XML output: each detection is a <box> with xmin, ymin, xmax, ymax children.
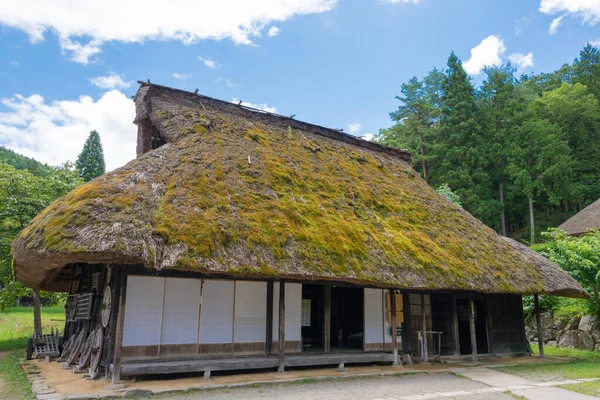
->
<box><xmin>417</xmin><ymin>128</ymin><xmax>427</xmax><ymax>181</ymax></box>
<box><xmin>32</xmin><ymin>289</ymin><xmax>42</xmax><ymax>337</ymax></box>
<box><xmin>528</xmin><ymin>196</ymin><xmax>535</xmax><ymax>244</ymax></box>
<box><xmin>499</xmin><ymin>179</ymin><xmax>506</xmax><ymax>236</ymax></box>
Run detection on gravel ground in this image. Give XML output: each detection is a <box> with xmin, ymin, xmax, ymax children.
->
<box><xmin>157</xmin><ymin>373</ymin><xmax>514</xmax><ymax>400</ymax></box>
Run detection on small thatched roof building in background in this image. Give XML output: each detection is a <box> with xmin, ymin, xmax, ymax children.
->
<box><xmin>559</xmin><ymin>198</ymin><xmax>600</xmax><ymax>237</ymax></box>
<box><xmin>11</xmin><ymin>82</ymin><xmax>587</xmax><ymax>381</ymax></box>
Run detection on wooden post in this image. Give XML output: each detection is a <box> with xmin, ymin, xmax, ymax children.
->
<box><xmin>32</xmin><ymin>289</ymin><xmax>42</xmax><ymax>337</ymax></box>
<box><xmin>323</xmin><ymin>285</ymin><xmax>331</xmax><ymax>353</ymax></box>
<box><xmin>401</xmin><ymin>292</ymin><xmax>411</xmax><ymax>354</ymax></box>
<box><xmin>390</xmin><ymin>289</ymin><xmax>399</xmax><ymax>366</ymax></box>
<box><xmin>468</xmin><ymin>293</ymin><xmax>477</xmax><ymax>362</ymax></box>
<box><xmin>451</xmin><ymin>294</ymin><xmax>460</xmax><ymax>357</ymax></box>
<box><xmin>112</xmin><ymin>271</ymin><xmax>128</xmax><ymax>384</ymax></box>
<box><xmin>266</xmin><ymin>282</ymin><xmax>274</xmax><ymax>355</ymax></box>
<box><xmin>534</xmin><ymin>294</ymin><xmax>544</xmax><ymax>358</ymax></box>
<box><xmin>421</xmin><ymin>293</ymin><xmax>428</xmax><ymax>363</ymax></box>
<box><xmin>277</xmin><ymin>282</ymin><xmax>285</xmax><ymax>373</ymax></box>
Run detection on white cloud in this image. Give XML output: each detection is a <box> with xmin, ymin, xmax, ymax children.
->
<box><xmin>232</xmin><ymin>98</ymin><xmax>277</xmax><ymax>113</ymax></box>
<box><xmin>591</xmin><ymin>38</ymin><xmax>600</xmax><ymax>46</ymax></box>
<box><xmin>463</xmin><ymin>35</ymin><xmax>506</xmax><ymax>76</ymax></box>
<box><xmin>515</xmin><ymin>16</ymin><xmax>531</xmax><ymax>36</ymax></box>
<box><xmin>0</xmin><ymin>90</ymin><xmax>136</xmax><ymax>171</ymax></box>
<box><xmin>540</xmin><ymin>0</ymin><xmax>600</xmax><ymax>27</ymax></box>
<box><xmin>268</xmin><ymin>26</ymin><xmax>280</xmax><ymax>37</ymax></box>
<box><xmin>549</xmin><ymin>15</ymin><xmax>565</xmax><ymax>34</ymax></box>
<box><xmin>0</xmin><ymin>1</ymin><xmax>336</xmax><ymax>63</ymax></box>
<box><xmin>225</xmin><ymin>79</ymin><xmax>237</xmax><ymax>88</ymax></box>
<box><xmin>172</xmin><ymin>73</ymin><xmax>191</xmax><ymax>80</ymax></box>
<box><xmin>508</xmin><ymin>52</ymin><xmax>535</xmax><ymax>72</ymax></box>
<box><xmin>360</xmin><ymin>133</ymin><xmax>374</xmax><ymax>141</ymax></box>
<box><xmin>9</xmin><ymin>61</ymin><xmax>19</xmax><ymax>66</ymax></box>
<box><xmin>90</xmin><ymin>73</ymin><xmax>131</xmax><ymax>90</ymax></box>
<box><xmin>347</xmin><ymin>123</ymin><xmax>362</xmax><ymax>134</ymax></box>
<box><xmin>198</xmin><ymin>56</ymin><xmax>217</xmax><ymax>69</ymax></box>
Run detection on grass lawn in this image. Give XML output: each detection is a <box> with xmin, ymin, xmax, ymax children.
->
<box><xmin>495</xmin><ymin>346</ymin><xmax>600</xmax><ymax>382</ymax></box>
<box><xmin>0</xmin><ymin>350</ymin><xmax>34</xmax><ymax>400</ymax></box>
<box><xmin>0</xmin><ymin>306</ymin><xmax>65</xmax><ymax>351</ymax></box>
<box><xmin>0</xmin><ymin>306</ymin><xmax>65</xmax><ymax>400</ymax></box>
<box><xmin>559</xmin><ymin>380</ymin><xmax>600</xmax><ymax>397</ymax></box>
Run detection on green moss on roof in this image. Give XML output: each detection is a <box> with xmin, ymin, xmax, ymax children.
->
<box><xmin>11</xmin><ymin>84</ymin><xmax>588</xmax><ymax>298</ymax></box>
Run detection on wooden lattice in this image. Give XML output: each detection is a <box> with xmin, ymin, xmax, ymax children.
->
<box><xmin>75</xmin><ymin>293</ymin><xmax>93</xmax><ymax>320</ymax></box>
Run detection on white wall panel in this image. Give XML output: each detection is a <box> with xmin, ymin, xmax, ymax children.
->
<box><xmin>234</xmin><ymin>281</ymin><xmax>267</xmax><ymax>343</ymax></box>
<box><xmin>273</xmin><ymin>283</ymin><xmax>302</xmax><ymax>341</ymax></box>
<box><xmin>161</xmin><ymin>278</ymin><xmax>201</xmax><ymax>345</ymax></box>
<box><xmin>364</xmin><ymin>288</ymin><xmax>384</xmax><ymax>344</ymax></box>
<box><xmin>123</xmin><ymin>276</ymin><xmax>165</xmax><ymax>346</ymax></box>
<box><xmin>199</xmin><ymin>280</ymin><xmax>234</xmax><ymax>344</ymax></box>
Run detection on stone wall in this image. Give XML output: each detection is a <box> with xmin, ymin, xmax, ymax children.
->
<box><xmin>525</xmin><ymin>312</ymin><xmax>600</xmax><ymax>351</ymax></box>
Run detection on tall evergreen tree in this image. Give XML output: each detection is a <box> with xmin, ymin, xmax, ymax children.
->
<box><xmin>439</xmin><ymin>52</ymin><xmax>492</xmax><ymax>222</ymax></box>
<box><xmin>76</xmin><ymin>130</ymin><xmax>106</xmax><ymax>182</ymax></box>
<box><xmin>479</xmin><ymin>65</ymin><xmax>525</xmax><ymax>235</ymax></box>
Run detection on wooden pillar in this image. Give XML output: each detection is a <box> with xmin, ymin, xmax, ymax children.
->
<box><xmin>390</xmin><ymin>289</ymin><xmax>399</xmax><ymax>366</ymax></box>
<box><xmin>112</xmin><ymin>271</ymin><xmax>128</xmax><ymax>384</ymax></box>
<box><xmin>277</xmin><ymin>281</ymin><xmax>285</xmax><ymax>373</ymax></box>
<box><xmin>323</xmin><ymin>285</ymin><xmax>331</xmax><ymax>353</ymax></box>
<box><xmin>32</xmin><ymin>289</ymin><xmax>42</xmax><ymax>337</ymax></box>
<box><xmin>468</xmin><ymin>293</ymin><xmax>477</xmax><ymax>362</ymax></box>
<box><xmin>534</xmin><ymin>294</ymin><xmax>544</xmax><ymax>358</ymax></box>
<box><xmin>401</xmin><ymin>292</ymin><xmax>411</xmax><ymax>354</ymax></box>
<box><xmin>451</xmin><ymin>294</ymin><xmax>460</xmax><ymax>357</ymax></box>
<box><xmin>266</xmin><ymin>282</ymin><xmax>274</xmax><ymax>355</ymax></box>
<box><xmin>421</xmin><ymin>293</ymin><xmax>428</xmax><ymax>363</ymax></box>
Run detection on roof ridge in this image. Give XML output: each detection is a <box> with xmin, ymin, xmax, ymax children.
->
<box><xmin>136</xmin><ymin>81</ymin><xmax>412</xmax><ymax>162</ymax></box>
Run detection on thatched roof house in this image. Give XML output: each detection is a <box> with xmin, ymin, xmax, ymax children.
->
<box><xmin>558</xmin><ymin>198</ymin><xmax>600</xmax><ymax>236</ymax></box>
<box><xmin>11</xmin><ymin>82</ymin><xmax>587</xmax><ymax>380</ymax></box>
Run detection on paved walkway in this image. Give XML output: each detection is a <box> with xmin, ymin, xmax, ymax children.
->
<box><xmin>158</xmin><ymin>369</ymin><xmax>599</xmax><ymax>400</ymax></box>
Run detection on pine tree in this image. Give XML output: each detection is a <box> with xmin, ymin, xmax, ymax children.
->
<box><xmin>439</xmin><ymin>52</ymin><xmax>492</xmax><ymax>222</ymax></box>
<box><xmin>76</xmin><ymin>130</ymin><xmax>106</xmax><ymax>182</ymax></box>
<box><xmin>479</xmin><ymin>65</ymin><xmax>525</xmax><ymax>235</ymax></box>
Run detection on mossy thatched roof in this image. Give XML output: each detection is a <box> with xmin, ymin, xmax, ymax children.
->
<box><xmin>558</xmin><ymin>198</ymin><xmax>600</xmax><ymax>237</ymax></box>
<box><xmin>12</xmin><ymin>83</ymin><xmax>587</xmax><ymax>298</ymax></box>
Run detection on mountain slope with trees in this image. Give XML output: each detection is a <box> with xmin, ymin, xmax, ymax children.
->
<box><xmin>378</xmin><ymin>44</ymin><xmax>600</xmax><ymax>243</ymax></box>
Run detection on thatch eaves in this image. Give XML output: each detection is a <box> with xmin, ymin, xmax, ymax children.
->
<box><xmin>12</xmin><ymin>83</ymin><xmax>588</xmax><ymax>299</ymax></box>
<box><xmin>558</xmin><ymin>198</ymin><xmax>600</xmax><ymax>237</ymax></box>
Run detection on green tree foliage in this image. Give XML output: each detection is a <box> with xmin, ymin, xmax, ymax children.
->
<box><xmin>435</xmin><ymin>184</ymin><xmax>462</xmax><ymax>207</ymax></box>
<box><xmin>0</xmin><ymin>147</ymin><xmax>49</xmax><ymax>177</ymax></box>
<box><xmin>378</xmin><ymin>44</ymin><xmax>600</xmax><ymax>242</ymax></box>
<box><xmin>541</xmin><ymin>229</ymin><xmax>600</xmax><ymax>314</ymax></box>
<box><xmin>0</xmin><ymin>162</ymin><xmax>82</xmax><ymax>309</ymax></box>
<box><xmin>76</xmin><ymin>130</ymin><xmax>106</xmax><ymax>182</ymax></box>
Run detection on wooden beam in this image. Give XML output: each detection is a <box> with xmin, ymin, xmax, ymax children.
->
<box><xmin>390</xmin><ymin>289</ymin><xmax>398</xmax><ymax>366</ymax></box>
<box><xmin>323</xmin><ymin>285</ymin><xmax>331</xmax><ymax>353</ymax></box>
<box><xmin>112</xmin><ymin>270</ymin><xmax>128</xmax><ymax>384</ymax></box>
<box><xmin>266</xmin><ymin>282</ymin><xmax>274</xmax><ymax>355</ymax></box>
<box><xmin>469</xmin><ymin>293</ymin><xmax>477</xmax><ymax>362</ymax></box>
<box><xmin>421</xmin><ymin>293</ymin><xmax>428</xmax><ymax>363</ymax></box>
<box><xmin>534</xmin><ymin>294</ymin><xmax>544</xmax><ymax>358</ymax></box>
<box><xmin>277</xmin><ymin>281</ymin><xmax>285</xmax><ymax>373</ymax></box>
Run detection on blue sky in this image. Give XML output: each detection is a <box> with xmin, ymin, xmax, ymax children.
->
<box><xmin>0</xmin><ymin>0</ymin><xmax>599</xmax><ymax>170</ymax></box>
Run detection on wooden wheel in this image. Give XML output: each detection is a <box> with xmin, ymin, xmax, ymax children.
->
<box><xmin>101</xmin><ymin>286</ymin><xmax>112</xmax><ymax>328</ymax></box>
<box><xmin>65</xmin><ymin>330</ymin><xmax>85</xmax><ymax>365</ymax></box>
<box><xmin>89</xmin><ymin>328</ymin><xmax>103</xmax><ymax>379</ymax></box>
<box><xmin>78</xmin><ymin>330</ymin><xmax>96</xmax><ymax>368</ymax></box>
<box><xmin>60</xmin><ymin>335</ymin><xmax>75</xmax><ymax>360</ymax></box>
